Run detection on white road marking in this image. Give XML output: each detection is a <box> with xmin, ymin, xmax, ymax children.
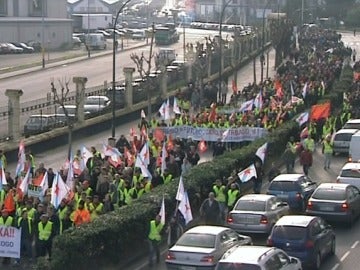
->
<box><xmin>351</xmin><ymin>240</ymin><xmax>359</xmax><ymax>249</ymax></box>
<box><xmin>331</xmin><ymin>263</ymin><xmax>340</xmax><ymax>270</ymax></box>
<box><xmin>340</xmin><ymin>251</ymin><xmax>350</xmax><ymax>262</ymax></box>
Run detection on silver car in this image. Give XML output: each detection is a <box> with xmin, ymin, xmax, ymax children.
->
<box><xmin>337</xmin><ymin>162</ymin><xmax>360</xmax><ymax>189</ymax></box>
<box><xmin>227</xmin><ymin>194</ymin><xmax>290</xmax><ymax>234</ymax></box>
<box><xmin>165</xmin><ymin>225</ymin><xmax>252</xmax><ymax>270</ymax></box>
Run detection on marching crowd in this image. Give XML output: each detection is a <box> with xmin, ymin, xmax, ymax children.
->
<box><xmin>0</xmin><ymin>25</ymin><xmax>357</xmax><ymax>267</ymax></box>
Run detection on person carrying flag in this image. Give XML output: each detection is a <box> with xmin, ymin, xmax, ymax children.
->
<box><xmin>147</xmin><ymin>214</ymin><xmax>164</xmax><ymax>267</ymax></box>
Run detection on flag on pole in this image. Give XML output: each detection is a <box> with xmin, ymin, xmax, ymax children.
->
<box><xmin>221</xmin><ymin>129</ymin><xmax>230</xmax><ymax>142</ymax></box>
<box><xmin>103</xmin><ymin>143</ymin><xmax>122</xmax><ymax>168</ymax></box>
<box><xmin>254</xmin><ymin>91</ymin><xmax>263</xmax><ymax>109</ymax></box>
<box><xmin>302</xmin><ymin>82</ymin><xmax>308</xmax><ymax>99</ymax></box>
<box><xmin>80</xmin><ymin>145</ymin><xmax>93</xmax><ymax>171</ymax></box>
<box><xmin>66</xmin><ymin>157</ymin><xmax>75</xmax><ymax>192</ymax></box>
<box><xmin>173</xmin><ymin>97</ymin><xmax>181</xmax><ymax>115</ymax></box>
<box><xmin>0</xmin><ymin>167</ymin><xmax>7</xmax><ymax>189</ymax></box>
<box><xmin>296</xmin><ymin>112</ymin><xmax>309</xmax><ymax>126</ymax></box>
<box><xmin>141</xmin><ymin>109</ymin><xmax>146</xmax><ymax>119</ymax></box>
<box><xmin>161</xmin><ymin>141</ymin><xmax>167</xmax><ymax>175</ymax></box>
<box><xmin>39</xmin><ymin>171</ymin><xmax>49</xmax><ymax>197</ymax></box>
<box><xmin>19</xmin><ymin>168</ymin><xmax>31</xmax><ymax>195</ymax></box>
<box><xmin>159</xmin><ymin>196</ymin><xmax>166</xmax><ymax>225</ymax></box>
<box><xmin>178</xmin><ymin>191</ymin><xmax>193</xmax><ymax>225</ymax></box>
<box><xmin>176</xmin><ymin>176</ymin><xmax>185</xmax><ymax>201</ymax></box>
<box><xmin>165</xmin><ymin>99</ymin><xmax>171</xmax><ymax>120</ymax></box>
<box><xmin>255</xmin><ymin>142</ymin><xmax>268</xmax><ymax>164</ymax></box>
<box><xmin>239</xmin><ymin>99</ymin><xmax>254</xmax><ymax>112</ymax></box>
<box><xmin>3</xmin><ymin>191</ymin><xmax>15</xmax><ymax>213</ymax></box>
<box><xmin>135</xmin><ymin>142</ymin><xmax>150</xmax><ymax>167</ymax></box>
<box><xmin>237</xmin><ymin>164</ymin><xmax>257</xmax><ymax>183</ymax></box>
<box><xmin>15</xmin><ymin>140</ymin><xmax>26</xmax><ymax>177</ymax></box>
<box><xmin>51</xmin><ymin>172</ymin><xmax>70</xmax><ymax>209</ymax></box>
<box><xmin>124</xmin><ymin>147</ymin><xmax>134</xmax><ymax>167</ymax></box>
<box><xmin>290</xmin><ymin>81</ymin><xmax>295</xmax><ymax>96</ymax></box>
<box><xmin>159</xmin><ymin>102</ymin><xmax>166</xmax><ymax>117</ymax></box>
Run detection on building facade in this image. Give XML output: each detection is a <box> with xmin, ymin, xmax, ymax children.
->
<box><xmin>0</xmin><ymin>0</ymin><xmax>72</xmax><ymax>49</ymax></box>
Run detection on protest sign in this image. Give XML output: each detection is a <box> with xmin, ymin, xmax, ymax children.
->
<box><xmin>27</xmin><ymin>183</ymin><xmax>44</xmax><ymax>198</ymax></box>
<box><xmin>0</xmin><ymin>226</ymin><xmax>21</xmax><ymax>258</ymax></box>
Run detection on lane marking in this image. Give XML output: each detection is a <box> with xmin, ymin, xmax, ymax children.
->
<box><xmin>351</xmin><ymin>240</ymin><xmax>359</xmax><ymax>249</ymax></box>
<box><xmin>331</xmin><ymin>263</ymin><xmax>339</xmax><ymax>270</ymax></box>
<box><xmin>340</xmin><ymin>251</ymin><xmax>350</xmax><ymax>262</ymax></box>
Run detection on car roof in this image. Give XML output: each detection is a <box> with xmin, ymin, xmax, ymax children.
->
<box><xmin>335</xmin><ymin>129</ymin><xmax>359</xmax><ymax>134</ymax></box>
<box><xmin>346</xmin><ymin>119</ymin><xmax>360</xmax><ymax>124</ymax></box>
<box><xmin>239</xmin><ymin>194</ymin><xmax>275</xmax><ymax>201</ymax></box>
<box><xmin>317</xmin><ymin>183</ymin><xmax>349</xmax><ymax>190</ymax></box>
<box><xmin>275</xmin><ymin>215</ymin><xmax>315</xmax><ymax>227</ymax></box>
<box><xmin>272</xmin><ymin>174</ymin><xmax>304</xmax><ymax>182</ymax></box>
<box><xmin>221</xmin><ymin>246</ymin><xmax>275</xmax><ymax>263</ymax></box>
<box><xmin>29</xmin><ymin>114</ymin><xmax>54</xmax><ymax>118</ymax></box>
<box><xmin>341</xmin><ymin>162</ymin><xmax>360</xmax><ymax>170</ymax></box>
<box><xmin>186</xmin><ymin>226</ymin><xmax>229</xmax><ymax>235</ymax></box>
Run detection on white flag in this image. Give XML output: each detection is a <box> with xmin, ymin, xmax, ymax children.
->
<box><xmin>51</xmin><ymin>172</ymin><xmax>70</xmax><ymax>209</ymax></box>
<box><xmin>66</xmin><ymin>158</ymin><xmax>75</xmax><ymax>192</ymax></box>
<box><xmin>39</xmin><ymin>171</ymin><xmax>49</xmax><ymax>197</ymax></box>
<box><xmin>80</xmin><ymin>145</ymin><xmax>93</xmax><ymax>171</ymax></box>
<box><xmin>161</xmin><ymin>141</ymin><xmax>167</xmax><ymax>175</ymax></box>
<box><xmin>176</xmin><ymin>176</ymin><xmax>185</xmax><ymax>201</ymax></box>
<box><xmin>159</xmin><ymin>102</ymin><xmax>166</xmax><ymax>117</ymax></box>
<box><xmin>255</xmin><ymin>142</ymin><xmax>268</xmax><ymax>164</ymax></box>
<box><xmin>135</xmin><ymin>143</ymin><xmax>150</xmax><ymax>167</ymax></box>
<box><xmin>159</xmin><ymin>196</ymin><xmax>166</xmax><ymax>225</ymax></box>
<box><xmin>290</xmin><ymin>81</ymin><xmax>295</xmax><ymax>96</ymax></box>
<box><xmin>221</xmin><ymin>129</ymin><xmax>230</xmax><ymax>142</ymax></box>
<box><xmin>173</xmin><ymin>97</ymin><xmax>181</xmax><ymax>114</ymax></box>
<box><xmin>0</xmin><ymin>167</ymin><xmax>7</xmax><ymax>186</ymax></box>
<box><xmin>141</xmin><ymin>109</ymin><xmax>146</xmax><ymax>118</ymax></box>
<box><xmin>19</xmin><ymin>168</ymin><xmax>31</xmax><ymax>195</ymax></box>
<box><xmin>254</xmin><ymin>92</ymin><xmax>263</xmax><ymax>109</ymax></box>
<box><xmin>178</xmin><ymin>191</ymin><xmax>193</xmax><ymax>225</ymax></box>
<box><xmin>237</xmin><ymin>164</ymin><xmax>257</xmax><ymax>183</ymax></box>
<box><xmin>165</xmin><ymin>98</ymin><xmax>171</xmax><ymax>120</ymax></box>
<box><xmin>239</xmin><ymin>99</ymin><xmax>254</xmax><ymax>112</ymax></box>
<box><xmin>296</xmin><ymin>112</ymin><xmax>309</xmax><ymax>127</ymax></box>
<box><xmin>302</xmin><ymin>82</ymin><xmax>308</xmax><ymax>99</ymax></box>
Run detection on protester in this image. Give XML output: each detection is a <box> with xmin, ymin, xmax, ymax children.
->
<box><xmin>300</xmin><ymin>146</ymin><xmax>313</xmax><ymax>176</ymax></box>
<box><xmin>147</xmin><ymin>214</ymin><xmax>164</xmax><ymax>267</ymax></box>
<box><xmin>199</xmin><ymin>192</ymin><xmax>221</xmax><ymax>225</ymax></box>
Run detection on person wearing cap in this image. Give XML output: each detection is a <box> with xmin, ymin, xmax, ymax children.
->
<box><xmin>73</xmin><ymin>200</ymin><xmax>91</xmax><ymax>227</ymax></box>
<box><xmin>36</xmin><ymin>213</ymin><xmax>54</xmax><ymax>258</ymax></box>
<box><xmin>147</xmin><ymin>214</ymin><xmax>164</xmax><ymax>266</ymax></box>
<box><xmin>15</xmin><ymin>208</ymin><xmax>34</xmax><ymax>264</ymax></box>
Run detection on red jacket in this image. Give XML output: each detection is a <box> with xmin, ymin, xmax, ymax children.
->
<box><xmin>300</xmin><ymin>150</ymin><xmax>313</xmax><ymax>166</ymax></box>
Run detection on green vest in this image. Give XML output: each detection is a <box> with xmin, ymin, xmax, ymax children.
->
<box><xmin>304</xmin><ymin>138</ymin><xmax>315</xmax><ymax>152</ymax></box>
<box><xmin>90</xmin><ymin>203</ymin><xmax>103</xmax><ymax>220</ymax></box>
<box><xmin>227</xmin><ymin>190</ymin><xmax>239</xmax><ymax>207</ymax></box>
<box><xmin>323</xmin><ymin>141</ymin><xmax>333</xmax><ymax>154</ymax></box>
<box><xmin>213</xmin><ymin>185</ymin><xmax>226</xmax><ymax>203</ymax></box>
<box><xmin>58</xmin><ymin>206</ymin><xmax>69</xmax><ymax>220</ymax></box>
<box><xmin>163</xmin><ymin>174</ymin><xmax>173</xmax><ymax>184</ymax></box>
<box><xmin>38</xmin><ymin>221</ymin><xmax>53</xmax><ymax>241</ymax></box>
<box><xmin>0</xmin><ymin>216</ymin><xmax>14</xmax><ymax>226</ymax></box>
<box><xmin>148</xmin><ymin>220</ymin><xmax>164</xmax><ymax>241</ymax></box>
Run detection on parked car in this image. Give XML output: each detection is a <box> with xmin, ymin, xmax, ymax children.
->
<box><xmin>11</xmin><ymin>42</ymin><xmax>34</xmax><ymax>53</ymax></box>
<box><xmin>165</xmin><ymin>225</ymin><xmax>252</xmax><ymax>270</ymax></box>
<box><xmin>106</xmin><ymin>86</ymin><xmax>126</xmax><ymax>109</ymax></box>
<box><xmin>24</xmin><ymin>114</ymin><xmax>63</xmax><ymax>137</ymax></box>
<box><xmin>227</xmin><ymin>194</ymin><xmax>290</xmax><ymax>234</ymax></box>
<box><xmin>342</xmin><ymin>119</ymin><xmax>360</xmax><ymax>130</ymax></box>
<box><xmin>84</xmin><ymin>96</ymin><xmax>111</xmax><ymax>114</ymax></box>
<box><xmin>337</xmin><ymin>162</ymin><xmax>360</xmax><ymax>189</ymax></box>
<box><xmin>267</xmin><ymin>174</ymin><xmax>317</xmax><ymax>211</ymax></box>
<box><xmin>5</xmin><ymin>43</ymin><xmax>23</xmax><ymax>53</ymax></box>
<box><xmin>349</xmin><ymin>130</ymin><xmax>360</xmax><ymax>162</ymax></box>
<box><xmin>56</xmin><ymin>105</ymin><xmax>91</xmax><ymax>123</ymax></box>
<box><xmin>27</xmin><ymin>40</ymin><xmax>42</xmax><ymax>52</ymax></box>
<box><xmin>131</xmin><ymin>30</ymin><xmax>146</xmax><ymax>40</ymax></box>
<box><xmin>267</xmin><ymin>215</ymin><xmax>335</xmax><ymax>270</ymax></box>
<box><xmin>0</xmin><ymin>43</ymin><xmax>11</xmax><ymax>54</ymax></box>
<box><xmin>72</xmin><ymin>37</ymin><xmax>82</xmax><ymax>48</ymax></box>
<box><xmin>306</xmin><ymin>183</ymin><xmax>360</xmax><ymax>225</ymax></box>
<box><xmin>216</xmin><ymin>246</ymin><xmax>302</xmax><ymax>270</ymax></box>
<box><xmin>332</xmin><ymin>128</ymin><xmax>358</xmax><ymax>155</ymax></box>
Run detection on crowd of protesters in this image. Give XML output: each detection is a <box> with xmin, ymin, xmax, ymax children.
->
<box><xmin>0</xmin><ymin>25</ymin><xmax>358</xmax><ymax>266</ymax></box>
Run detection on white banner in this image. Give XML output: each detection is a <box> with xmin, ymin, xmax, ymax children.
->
<box><xmin>156</xmin><ymin>126</ymin><xmax>267</xmax><ymax>142</ymax></box>
<box><xmin>0</xmin><ymin>226</ymin><xmax>21</xmax><ymax>258</ymax></box>
<box><xmin>27</xmin><ymin>184</ymin><xmax>44</xmax><ymax>198</ymax></box>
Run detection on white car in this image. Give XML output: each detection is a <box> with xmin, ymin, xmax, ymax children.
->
<box><xmin>332</xmin><ymin>129</ymin><xmax>358</xmax><ymax>154</ymax></box>
<box><xmin>343</xmin><ymin>119</ymin><xmax>360</xmax><ymax>130</ymax></box>
<box><xmin>216</xmin><ymin>246</ymin><xmax>302</xmax><ymax>270</ymax></box>
<box><xmin>337</xmin><ymin>162</ymin><xmax>360</xmax><ymax>189</ymax></box>
<box><xmin>84</xmin><ymin>96</ymin><xmax>111</xmax><ymax>114</ymax></box>
<box><xmin>166</xmin><ymin>226</ymin><xmax>252</xmax><ymax>270</ymax></box>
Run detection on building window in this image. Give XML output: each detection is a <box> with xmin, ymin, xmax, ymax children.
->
<box><xmin>0</xmin><ymin>0</ymin><xmax>7</xmax><ymax>16</ymax></box>
<box><xmin>29</xmin><ymin>0</ymin><xmax>47</xmax><ymax>17</ymax></box>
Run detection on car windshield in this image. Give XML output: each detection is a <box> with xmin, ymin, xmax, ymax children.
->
<box><xmin>334</xmin><ymin>133</ymin><xmax>353</xmax><ymax>141</ymax></box>
<box><xmin>235</xmin><ymin>200</ymin><xmax>266</xmax><ymax>211</ymax></box>
<box><xmin>340</xmin><ymin>169</ymin><xmax>360</xmax><ymax>178</ymax></box>
<box><xmin>176</xmin><ymin>233</ymin><xmax>216</xmax><ymax>248</ymax></box>
<box><xmin>26</xmin><ymin>117</ymin><xmax>47</xmax><ymax>125</ymax></box>
<box><xmin>86</xmin><ymin>98</ymin><xmax>104</xmax><ymax>105</ymax></box>
<box><xmin>57</xmin><ymin>107</ymin><xmax>76</xmax><ymax>115</ymax></box>
<box><xmin>272</xmin><ymin>226</ymin><xmax>307</xmax><ymax>240</ymax></box>
<box><xmin>312</xmin><ymin>189</ymin><xmax>346</xmax><ymax>200</ymax></box>
<box><xmin>269</xmin><ymin>181</ymin><xmax>299</xmax><ymax>192</ymax></box>
<box><xmin>217</xmin><ymin>263</ymin><xmax>261</xmax><ymax>270</ymax></box>
<box><xmin>343</xmin><ymin>123</ymin><xmax>360</xmax><ymax>129</ymax></box>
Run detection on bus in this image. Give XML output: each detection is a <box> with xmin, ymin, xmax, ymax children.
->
<box><xmin>154</xmin><ymin>24</ymin><xmax>179</xmax><ymax>45</ymax></box>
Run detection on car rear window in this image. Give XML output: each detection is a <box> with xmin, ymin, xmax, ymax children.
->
<box><xmin>340</xmin><ymin>169</ymin><xmax>360</xmax><ymax>178</ymax></box>
<box><xmin>269</xmin><ymin>181</ymin><xmax>300</xmax><ymax>192</ymax></box>
<box><xmin>343</xmin><ymin>123</ymin><xmax>360</xmax><ymax>129</ymax></box>
<box><xmin>217</xmin><ymin>263</ymin><xmax>261</xmax><ymax>270</ymax></box>
<box><xmin>312</xmin><ymin>188</ymin><xmax>346</xmax><ymax>200</ymax></box>
<box><xmin>334</xmin><ymin>133</ymin><xmax>353</xmax><ymax>141</ymax></box>
<box><xmin>176</xmin><ymin>233</ymin><xmax>216</xmax><ymax>248</ymax></box>
<box><xmin>235</xmin><ymin>200</ymin><xmax>266</xmax><ymax>211</ymax></box>
<box><xmin>272</xmin><ymin>226</ymin><xmax>307</xmax><ymax>240</ymax></box>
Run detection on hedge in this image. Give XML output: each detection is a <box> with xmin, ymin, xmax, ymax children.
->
<box><xmin>44</xmin><ymin>62</ymin><xmax>354</xmax><ymax>269</ymax></box>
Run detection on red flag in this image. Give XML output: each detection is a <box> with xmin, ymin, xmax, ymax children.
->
<box><xmin>166</xmin><ymin>134</ymin><xmax>174</xmax><ymax>151</ymax></box>
<box><xmin>4</xmin><ymin>191</ymin><xmax>16</xmax><ymax>213</ymax></box>
<box><xmin>153</xmin><ymin>128</ymin><xmax>165</xmax><ymax>143</ymax></box>
<box><xmin>32</xmin><ymin>174</ymin><xmax>43</xmax><ymax>186</ymax></box>
<box><xmin>129</xmin><ymin>127</ymin><xmax>136</xmax><ymax>137</ymax></box>
<box><xmin>310</xmin><ymin>102</ymin><xmax>331</xmax><ymax>120</ymax></box>
<box><xmin>198</xmin><ymin>139</ymin><xmax>207</xmax><ymax>153</ymax></box>
<box><xmin>124</xmin><ymin>147</ymin><xmax>134</xmax><ymax>167</ymax></box>
<box><xmin>208</xmin><ymin>103</ymin><xmax>217</xmax><ymax>122</ymax></box>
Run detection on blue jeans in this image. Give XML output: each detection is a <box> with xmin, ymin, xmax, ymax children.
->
<box><xmin>148</xmin><ymin>239</ymin><xmax>160</xmax><ymax>265</ymax></box>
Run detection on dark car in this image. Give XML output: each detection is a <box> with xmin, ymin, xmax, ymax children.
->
<box><xmin>24</xmin><ymin>114</ymin><xmax>63</xmax><ymax>137</ymax></box>
<box><xmin>11</xmin><ymin>42</ymin><xmax>34</xmax><ymax>53</ymax></box>
<box><xmin>306</xmin><ymin>183</ymin><xmax>360</xmax><ymax>225</ymax></box>
<box><xmin>267</xmin><ymin>174</ymin><xmax>317</xmax><ymax>211</ymax></box>
<box><xmin>27</xmin><ymin>40</ymin><xmax>42</xmax><ymax>52</ymax></box>
<box><xmin>267</xmin><ymin>215</ymin><xmax>335</xmax><ymax>269</ymax></box>
<box><xmin>106</xmin><ymin>85</ymin><xmax>126</xmax><ymax>109</ymax></box>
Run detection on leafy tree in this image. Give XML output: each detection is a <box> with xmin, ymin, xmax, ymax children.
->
<box><xmin>344</xmin><ymin>5</ymin><xmax>360</xmax><ymax>27</ymax></box>
<box><xmin>323</xmin><ymin>0</ymin><xmax>355</xmax><ymax>21</ymax></box>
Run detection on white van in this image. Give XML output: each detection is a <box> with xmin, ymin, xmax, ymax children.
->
<box><xmin>332</xmin><ymin>129</ymin><xmax>358</xmax><ymax>155</ymax></box>
<box><xmin>157</xmin><ymin>48</ymin><xmax>176</xmax><ymax>66</ymax></box>
<box><xmin>343</xmin><ymin>119</ymin><xmax>360</xmax><ymax>130</ymax></box>
<box><xmin>85</xmin><ymin>33</ymin><xmax>107</xmax><ymax>50</ymax></box>
<box><xmin>349</xmin><ymin>130</ymin><xmax>360</xmax><ymax>162</ymax></box>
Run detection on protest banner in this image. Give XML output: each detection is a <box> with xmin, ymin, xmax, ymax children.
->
<box><xmin>156</xmin><ymin>126</ymin><xmax>267</xmax><ymax>142</ymax></box>
<box><xmin>27</xmin><ymin>183</ymin><xmax>44</xmax><ymax>198</ymax></box>
<box><xmin>0</xmin><ymin>226</ymin><xmax>21</xmax><ymax>258</ymax></box>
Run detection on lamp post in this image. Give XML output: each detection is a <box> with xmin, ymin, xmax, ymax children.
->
<box><xmin>260</xmin><ymin>0</ymin><xmax>273</xmax><ymax>84</ymax></box>
<box><xmin>112</xmin><ymin>0</ymin><xmax>132</xmax><ymax>138</ymax></box>
<box><xmin>41</xmin><ymin>0</ymin><xmax>45</xmax><ymax>68</ymax></box>
<box><xmin>218</xmin><ymin>0</ymin><xmax>232</xmax><ymax>100</ymax></box>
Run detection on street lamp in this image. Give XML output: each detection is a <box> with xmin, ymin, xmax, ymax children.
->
<box><xmin>218</xmin><ymin>0</ymin><xmax>232</xmax><ymax>100</ymax></box>
<box><xmin>41</xmin><ymin>0</ymin><xmax>45</xmax><ymax>68</ymax></box>
<box><xmin>112</xmin><ymin>0</ymin><xmax>132</xmax><ymax>138</ymax></box>
<box><xmin>260</xmin><ymin>0</ymin><xmax>273</xmax><ymax>84</ymax></box>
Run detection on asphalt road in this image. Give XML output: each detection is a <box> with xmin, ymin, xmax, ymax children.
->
<box><xmin>122</xmin><ymin>150</ymin><xmax>359</xmax><ymax>270</ymax></box>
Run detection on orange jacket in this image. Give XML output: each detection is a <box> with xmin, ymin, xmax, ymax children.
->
<box><xmin>73</xmin><ymin>208</ymin><xmax>91</xmax><ymax>227</ymax></box>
